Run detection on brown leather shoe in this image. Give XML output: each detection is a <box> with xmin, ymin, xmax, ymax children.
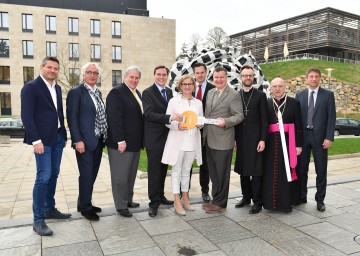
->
<box><xmin>202</xmin><ymin>203</ymin><xmax>212</xmax><ymax>209</ymax></box>
<box><xmin>204</xmin><ymin>204</ymin><xmax>226</xmax><ymax>213</ymax></box>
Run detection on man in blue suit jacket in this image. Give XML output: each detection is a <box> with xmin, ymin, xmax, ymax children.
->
<box><xmin>296</xmin><ymin>68</ymin><xmax>336</xmax><ymax>212</ymax></box>
<box><xmin>66</xmin><ymin>63</ymin><xmax>107</xmax><ymax>221</ymax></box>
<box><xmin>21</xmin><ymin>57</ymin><xmax>70</xmax><ymax>236</ymax></box>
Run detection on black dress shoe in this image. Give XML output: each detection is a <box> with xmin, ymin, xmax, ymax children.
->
<box><xmin>161</xmin><ymin>197</ymin><xmax>174</xmax><ymax>205</ymax></box>
<box><xmin>33</xmin><ymin>221</ymin><xmax>53</xmax><ymax>236</ymax></box>
<box><xmin>235</xmin><ymin>198</ymin><xmax>251</xmax><ymax>208</ymax></box>
<box><xmin>77</xmin><ymin>206</ymin><xmax>102</xmax><ymax>213</ymax></box>
<box><xmin>92</xmin><ymin>206</ymin><xmax>102</xmax><ymax>213</ymax></box>
<box><xmin>300</xmin><ymin>198</ymin><xmax>307</xmax><ymax>204</ymax></box>
<box><xmin>249</xmin><ymin>204</ymin><xmax>262</xmax><ymax>214</ymax></box>
<box><xmin>81</xmin><ymin>210</ymin><xmax>99</xmax><ymax>221</ymax></box>
<box><xmin>127</xmin><ymin>202</ymin><xmax>140</xmax><ymax>208</ymax></box>
<box><xmin>45</xmin><ymin>208</ymin><xmax>72</xmax><ymax>219</ymax></box>
<box><xmin>202</xmin><ymin>193</ymin><xmax>211</xmax><ymax>203</ymax></box>
<box><xmin>117</xmin><ymin>208</ymin><xmax>132</xmax><ymax>217</ymax></box>
<box><xmin>317</xmin><ymin>201</ymin><xmax>326</xmax><ymax>212</ymax></box>
<box><xmin>148</xmin><ymin>207</ymin><xmax>158</xmax><ymax>217</ymax></box>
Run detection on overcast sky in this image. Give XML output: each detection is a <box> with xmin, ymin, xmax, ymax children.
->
<box><xmin>147</xmin><ymin>0</ymin><xmax>359</xmax><ymax>54</ymax></box>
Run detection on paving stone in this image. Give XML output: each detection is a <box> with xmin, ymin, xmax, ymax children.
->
<box><xmin>298</xmin><ymin>222</ymin><xmax>360</xmax><ymax>254</ymax></box>
<box><xmin>133</xmin><ymin>209</ymin><xmax>174</xmax><ymax>221</ymax></box>
<box><xmin>117</xmin><ymin>247</ymin><xmax>165</xmax><ymax>256</ymax></box>
<box><xmin>153</xmin><ymin>229</ymin><xmax>218</xmax><ymax>256</ymax></box>
<box><xmin>174</xmin><ymin>204</ymin><xmax>223</xmax><ymax>221</ymax></box>
<box><xmin>293</xmin><ymin>201</ymin><xmax>345</xmax><ymax>219</ymax></box>
<box><xmin>239</xmin><ymin>217</ymin><xmax>306</xmax><ymax>244</ymax></box>
<box><xmin>340</xmin><ymin>203</ymin><xmax>360</xmax><ymax>217</ymax></box>
<box><xmin>189</xmin><ymin>216</ymin><xmax>254</xmax><ymax>245</ymax></box>
<box><xmin>224</xmin><ymin>203</ymin><xmax>269</xmax><ymax>223</ymax></box>
<box><xmin>0</xmin><ymin>226</ymin><xmax>40</xmax><ymax>250</ymax></box>
<box><xmin>325</xmin><ymin>213</ymin><xmax>360</xmax><ymax>234</ymax></box>
<box><xmin>0</xmin><ymin>244</ymin><xmax>40</xmax><ymax>256</ymax></box>
<box><xmin>218</xmin><ymin>237</ymin><xmax>285</xmax><ymax>256</ymax></box>
<box><xmin>263</xmin><ymin>208</ymin><xmax>324</xmax><ymax>227</ymax></box>
<box><xmin>328</xmin><ymin>185</ymin><xmax>360</xmax><ymax>199</ymax></box>
<box><xmin>42</xmin><ymin>219</ymin><xmax>96</xmax><ymax>249</ymax></box>
<box><xmin>196</xmin><ymin>251</ymin><xmax>227</xmax><ymax>256</ymax></box>
<box><xmin>43</xmin><ymin>241</ymin><xmax>103</xmax><ymax>256</ymax></box>
<box><xmin>139</xmin><ymin>216</ymin><xmax>192</xmax><ymax>236</ymax></box>
<box><xmin>93</xmin><ymin>215</ymin><xmax>155</xmax><ymax>255</ymax></box>
<box><xmin>275</xmin><ymin>236</ymin><xmax>347</xmax><ymax>255</ymax></box>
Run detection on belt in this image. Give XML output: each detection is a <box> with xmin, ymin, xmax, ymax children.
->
<box><xmin>305</xmin><ymin>127</ymin><xmax>313</xmax><ymax>131</ymax></box>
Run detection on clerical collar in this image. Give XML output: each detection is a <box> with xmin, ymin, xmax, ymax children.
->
<box><xmin>243</xmin><ymin>86</ymin><xmax>253</xmax><ymax>92</ymax></box>
<box><xmin>274</xmin><ymin>93</ymin><xmax>287</xmax><ymax>101</ymax></box>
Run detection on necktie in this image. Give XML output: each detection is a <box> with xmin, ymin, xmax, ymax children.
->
<box><xmin>161</xmin><ymin>88</ymin><xmax>167</xmax><ymax>103</ymax></box>
<box><xmin>196</xmin><ymin>84</ymin><xmax>202</xmax><ymax>100</ymax></box>
<box><xmin>212</xmin><ymin>90</ymin><xmax>219</xmax><ymax>107</ymax></box>
<box><xmin>307</xmin><ymin>91</ymin><xmax>315</xmax><ymax>128</ymax></box>
<box><xmin>132</xmin><ymin>90</ymin><xmax>143</xmax><ymax>113</ymax></box>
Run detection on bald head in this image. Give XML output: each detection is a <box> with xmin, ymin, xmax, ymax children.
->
<box><xmin>270</xmin><ymin>77</ymin><xmax>286</xmax><ymax>99</ymax></box>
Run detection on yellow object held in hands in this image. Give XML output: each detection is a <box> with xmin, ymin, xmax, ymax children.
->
<box><xmin>181</xmin><ymin>110</ymin><xmax>198</xmax><ymax>129</ymax></box>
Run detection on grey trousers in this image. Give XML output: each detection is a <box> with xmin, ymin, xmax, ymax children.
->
<box><xmin>108</xmin><ymin>148</ymin><xmax>140</xmax><ymax>210</ymax></box>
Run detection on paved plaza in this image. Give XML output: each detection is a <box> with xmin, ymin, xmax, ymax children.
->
<box><xmin>0</xmin><ymin>139</ymin><xmax>360</xmax><ymax>255</ymax></box>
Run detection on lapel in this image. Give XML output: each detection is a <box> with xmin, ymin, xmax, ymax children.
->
<box><xmin>80</xmin><ymin>83</ymin><xmax>97</xmax><ymax>114</ymax></box>
<box><xmin>152</xmin><ymin>84</ymin><xmax>168</xmax><ymax>106</ymax></box>
<box><xmin>122</xmin><ymin>83</ymin><xmax>142</xmax><ymax>115</ymax></box>
<box><xmin>213</xmin><ymin>85</ymin><xmax>229</xmax><ymax>108</ymax></box>
<box><xmin>313</xmin><ymin>87</ymin><xmax>323</xmax><ymax>116</ymax></box>
<box><xmin>37</xmin><ymin>76</ymin><xmax>57</xmax><ymax>111</ymax></box>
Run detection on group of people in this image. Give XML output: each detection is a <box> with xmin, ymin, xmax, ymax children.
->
<box><xmin>21</xmin><ymin>56</ymin><xmax>336</xmax><ymax>237</ymax></box>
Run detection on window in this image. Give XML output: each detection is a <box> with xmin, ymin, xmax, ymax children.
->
<box><xmin>68</xmin><ymin>17</ymin><xmax>78</xmax><ymax>35</ymax></box>
<box><xmin>0</xmin><ymin>92</ymin><xmax>11</xmax><ymax>115</ymax></box>
<box><xmin>0</xmin><ymin>12</ymin><xmax>9</xmax><ymax>30</ymax></box>
<box><xmin>0</xmin><ymin>66</ymin><xmax>10</xmax><ymax>84</ymax></box>
<box><xmin>46</xmin><ymin>41</ymin><xmax>57</xmax><ymax>57</ymax></box>
<box><xmin>112</xmin><ymin>46</ymin><xmax>122</xmax><ymax>63</ymax></box>
<box><xmin>69</xmin><ymin>43</ymin><xmax>79</xmax><ymax>60</ymax></box>
<box><xmin>90</xmin><ymin>19</ymin><xmax>100</xmax><ymax>36</ymax></box>
<box><xmin>112</xmin><ymin>21</ymin><xmax>121</xmax><ymax>38</ymax></box>
<box><xmin>90</xmin><ymin>44</ymin><xmax>101</xmax><ymax>61</ymax></box>
<box><xmin>22</xmin><ymin>14</ymin><xmax>33</xmax><ymax>32</ymax></box>
<box><xmin>0</xmin><ymin>39</ymin><xmax>9</xmax><ymax>57</ymax></box>
<box><xmin>112</xmin><ymin>70</ymin><xmax>122</xmax><ymax>87</ymax></box>
<box><xmin>45</xmin><ymin>16</ymin><xmax>56</xmax><ymax>33</ymax></box>
<box><xmin>22</xmin><ymin>40</ymin><xmax>33</xmax><ymax>58</ymax></box>
<box><xmin>69</xmin><ymin>68</ymin><xmax>80</xmax><ymax>85</ymax></box>
<box><xmin>23</xmin><ymin>67</ymin><xmax>34</xmax><ymax>84</ymax></box>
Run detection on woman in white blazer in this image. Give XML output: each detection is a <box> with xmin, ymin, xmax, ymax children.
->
<box><xmin>161</xmin><ymin>75</ymin><xmax>203</xmax><ymax>215</ymax></box>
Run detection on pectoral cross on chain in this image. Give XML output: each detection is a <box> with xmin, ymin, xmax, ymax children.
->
<box><xmin>244</xmin><ymin>109</ymin><xmax>249</xmax><ymax>116</ymax></box>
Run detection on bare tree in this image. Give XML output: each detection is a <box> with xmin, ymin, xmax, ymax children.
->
<box><xmin>176</xmin><ymin>43</ymin><xmax>190</xmax><ymax>60</ymax></box>
<box><xmin>189</xmin><ymin>33</ymin><xmax>202</xmax><ymax>53</ymax></box>
<box><xmin>206</xmin><ymin>27</ymin><xmax>229</xmax><ymax>49</ymax></box>
<box><xmin>56</xmin><ymin>43</ymin><xmax>82</xmax><ymax>95</ymax></box>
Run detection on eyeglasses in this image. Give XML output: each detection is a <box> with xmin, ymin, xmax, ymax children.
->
<box><xmin>181</xmin><ymin>83</ymin><xmax>194</xmax><ymax>87</ymax></box>
<box><xmin>241</xmin><ymin>74</ymin><xmax>254</xmax><ymax>78</ymax></box>
<box><xmin>85</xmin><ymin>71</ymin><xmax>99</xmax><ymax>76</ymax></box>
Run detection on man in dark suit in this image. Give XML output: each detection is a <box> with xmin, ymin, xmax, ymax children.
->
<box><xmin>143</xmin><ymin>65</ymin><xmax>182</xmax><ymax>217</ymax></box>
<box><xmin>234</xmin><ymin>65</ymin><xmax>268</xmax><ymax>214</ymax></box>
<box><xmin>67</xmin><ymin>63</ymin><xmax>107</xmax><ymax>221</ymax></box>
<box><xmin>296</xmin><ymin>68</ymin><xmax>336</xmax><ymax>212</ymax></box>
<box><xmin>191</xmin><ymin>63</ymin><xmax>214</xmax><ymax>202</ymax></box>
<box><xmin>21</xmin><ymin>56</ymin><xmax>70</xmax><ymax>236</ymax></box>
<box><xmin>106</xmin><ymin>66</ymin><xmax>143</xmax><ymax>218</ymax></box>
<box><xmin>202</xmin><ymin>66</ymin><xmax>243</xmax><ymax>213</ymax></box>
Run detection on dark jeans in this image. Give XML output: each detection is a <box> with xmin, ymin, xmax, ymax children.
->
<box><xmin>33</xmin><ymin>133</ymin><xmax>65</xmax><ymax>223</ymax></box>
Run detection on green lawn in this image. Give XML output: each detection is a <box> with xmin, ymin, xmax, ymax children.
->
<box><xmin>105</xmin><ymin>137</ymin><xmax>360</xmax><ymax>171</ymax></box>
<box><xmin>260</xmin><ymin>59</ymin><xmax>360</xmax><ymax>85</ymax></box>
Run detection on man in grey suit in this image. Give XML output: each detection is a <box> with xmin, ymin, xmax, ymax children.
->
<box><xmin>202</xmin><ymin>66</ymin><xmax>244</xmax><ymax>213</ymax></box>
<box><xmin>296</xmin><ymin>68</ymin><xmax>336</xmax><ymax>212</ymax></box>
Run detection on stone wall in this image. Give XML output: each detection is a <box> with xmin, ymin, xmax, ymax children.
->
<box><xmin>284</xmin><ymin>75</ymin><xmax>360</xmax><ymax>113</ymax></box>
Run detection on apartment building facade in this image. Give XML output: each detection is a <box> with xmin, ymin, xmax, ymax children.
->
<box><xmin>0</xmin><ymin>1</ymin><xmax>175</xmax><ymax>115</ymax></box>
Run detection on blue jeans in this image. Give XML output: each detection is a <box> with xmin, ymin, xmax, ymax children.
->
<box><xmin>33</xmin><ymin>133</ymin><xmax>65</xmax><ymax>223</ymax></box>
